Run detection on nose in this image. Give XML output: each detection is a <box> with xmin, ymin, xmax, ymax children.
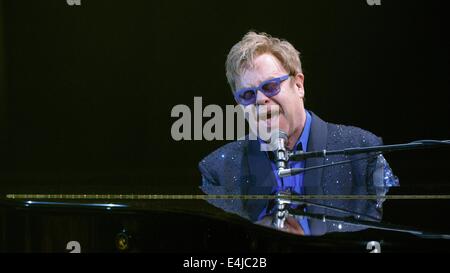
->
<box><xmin>256</xmin><ymin>90</ymin><xmax>271</xmax><ymax>105</ymax></box>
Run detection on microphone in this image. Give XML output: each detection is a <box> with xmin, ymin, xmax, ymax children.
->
<box><xmin>289</xmin><ymin>139</ymin><xmax>450</xmax><ymax>161</ymax></box>
<box><xmin>269</xmin><ymin>130</ymin><xmax>308</xmax><ymax>229</ymax></box>
<box><xmin>271</xmin><ymin>129</ymin><xmax>289</xmax><ymax>175</ymax></box>
<box><xmin>279</xmin><ymin>139</ymin><xmax>450</xmax><ymax>179</ymax></box>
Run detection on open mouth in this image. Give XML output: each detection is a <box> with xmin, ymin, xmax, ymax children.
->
<box><xmin>258</xmin><ymin>109</ymin><xmax>281</xmax><ymax>120</ymax></box>
<box><xmin>257</xmin><ymin>111</ymin><xmax>271</xmax><ymax>121</ymax></box>
<box><xmin>257</xmin><ymin>110</ymin><xmax>282</xmax><ymax>130</ymax></box>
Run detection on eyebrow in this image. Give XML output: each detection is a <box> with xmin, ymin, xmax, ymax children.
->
<box><xmin>241</xmin><ymin>74</ymin><xmax>283</xmax><ymax>89</ymax></box>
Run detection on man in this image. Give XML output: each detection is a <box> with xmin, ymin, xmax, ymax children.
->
<box><xmin>199</xmin><ymin>31</ymin><xmax>398</xmax><ymax>236</ymax></box>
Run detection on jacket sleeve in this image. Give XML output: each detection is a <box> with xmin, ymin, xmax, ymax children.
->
<box><xmin>198</xmin><ymin>160</ymin><xmax>220</xmax><ymax>187</ymax></box>
<box><xmin>362</xmin><ymin>135</ymin><xmax>399</xmax><ymax>221</ymax></box>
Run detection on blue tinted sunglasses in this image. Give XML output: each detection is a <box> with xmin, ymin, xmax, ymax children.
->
<box><xmin>234</xmin><ymin>74</ymin><xmax>290</xmax><ymax>106</ymax></box>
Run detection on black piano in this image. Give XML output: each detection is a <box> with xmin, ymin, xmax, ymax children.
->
<box><xmin>2</xmin><ymin>198</ymin><xmax>450</xmax><ymax>253</ymax></box>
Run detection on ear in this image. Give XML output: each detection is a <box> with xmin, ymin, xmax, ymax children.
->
<box><xmin>294</xmin><ymin>73</ymin><xmax>305</xmax><ymax>98</ymax></box>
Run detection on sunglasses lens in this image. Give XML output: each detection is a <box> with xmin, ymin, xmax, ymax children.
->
<box><xmin>238</xmin><ymin>90</ymin><xmax>256</xmax><ymax>105</ymax></box>
<box><xmin>261</xmin><ymin>81</ymin><xmax>280</xmax><ymax>96</ymax></box>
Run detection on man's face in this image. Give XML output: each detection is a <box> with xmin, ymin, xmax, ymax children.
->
<box><xmin>236</xmin><ymin>53</ymin><xmax>305</xmax><ymax>144</ymax></box>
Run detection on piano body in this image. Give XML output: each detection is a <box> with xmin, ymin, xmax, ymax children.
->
<box><xmin>1</xmin><ymin>199</ymin><xmax>449</xmax><ymax>253</ymax></box>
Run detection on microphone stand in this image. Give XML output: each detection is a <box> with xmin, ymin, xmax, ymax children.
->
<box><xmin>272</xmin><ymin>190</ymin><xmax>291</xmax><ymax>229</ymax></box>
<box><xmin>271</xmin><ymin>139</ymin><xmax>449</xmax><ymax>232</ymax></box>
<box><xmin>271</xmin><ymin>191</ymin><xmax>382</xmax><ymax>231</ymax></box>
<box><xmin>279</xmin><ymin>139</ymin><xmax>450</xmax><ymax>177</ymax></box>
<box><xmin>271</xmin><ymin>130</ymin><xmax>291</xmax><ymax>230</ymax></box>
<box><xmin>288</xmin><ymin>206</ymin><xmax>450</xmax><ymax>240</ymax></box>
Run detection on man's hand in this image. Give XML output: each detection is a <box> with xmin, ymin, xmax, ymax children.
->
<box><xmin>256</xmin><ymin>215</ymin><xmax>305</xmax><ymax>235</ymax></box>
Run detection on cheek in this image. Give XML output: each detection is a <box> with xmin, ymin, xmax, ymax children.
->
<box><xmin>244</xmin><ymin>106</ymin><xmax>258</xmax><ymax>122</ymax></box>
<box><xmin>277</xmin><ymin>115</ymin><xmax>290</xmax><ymax>132</ymax></box>
<box><xmin>274</xmin><ymin>97</ymin><xmax>290</xmax><ymax>116</ymax></box>
<box><xmin>278</xmin><ymin>101</ymin><xmax>297</xmax><ymax>132</ymax></box>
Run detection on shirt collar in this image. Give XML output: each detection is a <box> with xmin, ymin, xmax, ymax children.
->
<box><xmin>257</xmin><ymin>110</ymin><xmax>312</xmax><ymax>152</ymax></box>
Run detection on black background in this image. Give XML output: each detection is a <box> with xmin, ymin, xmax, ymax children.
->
<box><xmin>0</xmin><ymin>0</ymin><xmax>449</xmax><ymax>231</ymax></box>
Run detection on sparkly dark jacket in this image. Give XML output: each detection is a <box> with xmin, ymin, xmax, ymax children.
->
<box><xmin>199</xmin><ymin>112</ymin><xmax>385</xmax><ymax>235</ymax></box>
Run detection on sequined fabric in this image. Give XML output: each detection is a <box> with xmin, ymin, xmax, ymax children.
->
<box><xmin>199</xmin><ymin>112</ymin><xmax>399</xmax><ymax>235</ymax></box>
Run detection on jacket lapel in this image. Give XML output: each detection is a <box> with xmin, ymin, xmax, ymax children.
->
<box><xmin>243</xmin><ymin>140</ymin><xmax>277</xmax><ymax>221</ymax></box>
<box><xmin>303</xmin><ymin>112</ymin><xmax>328</xmax><ymax>235</ymax></box>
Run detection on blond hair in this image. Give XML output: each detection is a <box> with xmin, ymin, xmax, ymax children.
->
<box><xmin>225</xmin><ymin>31</ymin><xmax>302</xmax><ymax>92</ymax></box>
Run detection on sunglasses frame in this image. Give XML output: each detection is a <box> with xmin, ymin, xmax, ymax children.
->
<box><xmin>234</xmin><ymin>74</ymin><xmax>290</xmax><ymax>106</ymax></box>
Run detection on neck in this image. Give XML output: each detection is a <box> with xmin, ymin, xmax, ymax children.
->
<box><xmin>286</xmin><ymin>109</ymin><xmax>306</xmax><ymax>150</ymax></box>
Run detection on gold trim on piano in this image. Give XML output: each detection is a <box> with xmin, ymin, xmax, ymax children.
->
<box><xmin>5</xmin><ymin>194</ymin><xmax>450</xmax><ymax>200</ymax></box>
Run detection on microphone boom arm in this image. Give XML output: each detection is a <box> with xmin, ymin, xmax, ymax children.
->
<box><xmin>289</xmin><ymin>139</ymin><xmax>450</xmax><ymax>161</ymax></box>
<box><xmin>278</xmin><ymin>139</ymin><xmax>450</xmax><ymax>178</ymax></box>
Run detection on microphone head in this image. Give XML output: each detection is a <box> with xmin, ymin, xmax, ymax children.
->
<box><xmin>271</xmin><ymin>129</ymin><xmax>289</xmax><ymax>171</ymax></box>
